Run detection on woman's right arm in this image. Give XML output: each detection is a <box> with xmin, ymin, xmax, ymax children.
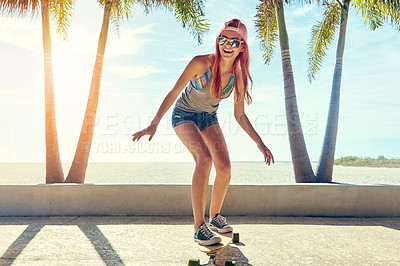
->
<box><xmin>132</xmin><ymin>56</ymin><xmax>207</xmax><ymax>142</ymax></box>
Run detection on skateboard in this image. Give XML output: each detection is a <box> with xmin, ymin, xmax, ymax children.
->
<box><xmin>188</xmin><ymin>231</ymin><xmax>240</xmax><ymax>266</ymax></box>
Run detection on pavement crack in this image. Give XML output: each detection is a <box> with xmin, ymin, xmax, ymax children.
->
<box><xmin>61</xmin><ymin>216</ymin><xmax>80</xmax><ymax>225</ymax></box>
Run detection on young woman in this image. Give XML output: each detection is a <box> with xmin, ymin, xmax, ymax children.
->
<box><xmin>132</xmin><ymin>19</ymin><xmax>274</xmax><ymax>246</ymax></box>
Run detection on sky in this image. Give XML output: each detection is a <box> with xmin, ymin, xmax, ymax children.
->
<box><xmin>0</xmin><ymin>0</ymin><xmax>399</xmax><ymax>163</ymax></box>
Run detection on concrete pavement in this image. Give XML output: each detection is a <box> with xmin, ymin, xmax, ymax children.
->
<box><xmin>0</xmin><ymin>216</ymin><xmax>399</xmax><ymax>265</ymax></box>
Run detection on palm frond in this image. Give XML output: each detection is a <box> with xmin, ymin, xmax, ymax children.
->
<box><xmin>96</xmin><ymin>0</ymin><xmax>208</xmax><ymax>44</ymax></box>
<box><xmin>282</xmin><ymin>0</ymin><xmax>323</xmax><ymax>5</ymax></box>
<box><xmin>170</xmin><ymin>0</ymin><xmax>209</xmax><ymax>44</ymax></box>
<box><xmin>376</xmin><ymin>0</ymin><xmax>400</xmax><ymax>31</ymax></box>
<box><xmin>254</xmin><ymin>0</ymin><xmax>278</xmax><ymax>64</ymax></box>
<box><xmin>139</xmin><ymin>0</ymin><xmax>170</xmax><ymax>15</ymax></box>
<box><xmin>379</xmin><ymin>0</ymin><xmax>400</xmax><ymax>12</ymax></box>
<box><xmin>137</xmin><ymin>0</ymin><xmax>209</xmax><ymax>44</ymax></box>
<box><xmin>351</xmin><ymin>0</ymin><xmax>385</xmax><ymax>30</ymax></box>
<box><xmin>110</xmin><ymin>0</ymin><xmax>136</xmax><ymax>36</ymax></box>
<box><xmin>386</xmin><ymin>4</ymin><xmax>400</xmax><ymax>31</ymax></box>
<box><xmin>0</xmin><ymin>0</ymin><xmax>40</xmax><ymax>17</ymax></box>
<box><xmin>308</xmin><ymin>1</ymin><xmax>341</xmax><ymax>82</ymax></box>
<box><xmin>49</xmin><ymin>0</ymin><xmax>74</xmax><ymax>41</ymax></box>
<box><xmin>95</xmin><ymin>0</ymin><xmax>137</xmax><ymax>36</ymax></box>
<box><xmin>352</xmin><ymin>0</ymin><xmax>400</xmax><ymax>31</ymax></box>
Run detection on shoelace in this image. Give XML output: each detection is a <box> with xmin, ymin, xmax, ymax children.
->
<box><xmin>199</xmin><ymin>225</ymin><xmax>214</xmax><ymax>239</ymax></box>
<box><xmin>214</xmin><ymin>215</ymin><xmax>227</xmax><ymax>227</ymax></box>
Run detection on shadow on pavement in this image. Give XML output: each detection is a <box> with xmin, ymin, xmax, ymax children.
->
<box><xmin>78</xmin><ymin>224</ymin><xmax>125</xmax><ymax>266</ymax></box>
<box><xmin>216</xmin><ymin>245</ymin><xmax>252</xmax><ymax>266</ymax></box>
<box><xmin>0</xmin><ymin>218</ymin><xmax>125</xmax><ymax>266</ymax></box>
<box><xmin>0</xmin><ymin>224</ymin><xmax>44</xmax><ymax>266</ymax></box>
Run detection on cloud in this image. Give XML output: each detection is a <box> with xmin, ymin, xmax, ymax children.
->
<box><xmin>106</xmin><ymin>24</ymin><xmax>155</xmax><ymax>58</ymax></box>
<box><xmin>51</xmin><ymin>23</ymin><xmax>155</xmax><ymax>58</ymax></box>
<box><xmin>289</xmin><ymin>4</ymin><xmax>317</xmax><ymax>17</ymax></box>
<box><xmin>0</xmin><ymin>94</ymin><xmax>42</xmax><ymax>107</ymax></box>
<box><xmin>0</xmin><ymin>15</ymin><xmax>155</xmax><ymax>58</ymax></box>
<box><xmin>0</xmin><ymin>16</ymin><xmax>42</xmax><ymax>53</ymax></box>
<box><xmin>166</xmin><ymin>56</ymin><xmax>192</xmax><ymax>62</ymax></box>
<box><xmin>104</xmin><ymin>64</ymin><xmax>166</xmax><ymax>79</ymax></box>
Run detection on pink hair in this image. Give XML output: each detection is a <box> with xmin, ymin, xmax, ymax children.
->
<box><xmin>209</xmin><ymin>40</ymin><xmax>253</xmax><ymax>105</ymax></box>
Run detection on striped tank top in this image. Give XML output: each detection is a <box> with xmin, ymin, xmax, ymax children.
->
<box><xmin>175</xmin><ymin>67</ymin><xmax>235</xmax><ymax>113</ymax></box>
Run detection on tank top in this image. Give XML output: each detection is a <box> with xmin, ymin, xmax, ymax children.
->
<box><xmin>175</xmin><ymin>67</ymin><xmax>235</xmax><ymax>113</ymax></box>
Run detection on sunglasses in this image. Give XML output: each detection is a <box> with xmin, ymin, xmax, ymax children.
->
<box><xmin>217</xmin><ymin>37</ymin><xmax>243</xmax><ymax>49</ymax></box>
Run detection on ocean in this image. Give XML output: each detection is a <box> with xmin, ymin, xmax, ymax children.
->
<box><xmin>0</xmin><ymin>162</ymin><xmax>399</xmax><ymax>185</ymax></box>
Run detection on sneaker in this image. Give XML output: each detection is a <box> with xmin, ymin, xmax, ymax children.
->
<box><xmin>194</xmin><ymin>223</ymin><xmax>221</xmax><ymax>246</ymax></box>
<box><xmin>209</xmin><ymin>214</ymin><xmax>233</xmax><ymax>233</ymax></box>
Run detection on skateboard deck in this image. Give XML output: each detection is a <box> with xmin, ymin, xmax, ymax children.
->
<box><xmin>198</xmin><ymin>231</ymin><xmax>233</xmax><ymax>254</ymax></box>
<box><xmin>189</xmin><ymin>231</ymin><xmax>239</xmax><ymax>266</ymax></box>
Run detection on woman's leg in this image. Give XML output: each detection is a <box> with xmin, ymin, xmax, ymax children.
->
<box><xmin>174</xmin><ymin>122</ymin><xmax>213</xmax><ymax>230</ymax></box>
<box><xmin>200</xmin><ymin>123</ymin><xmax>231</xmax><ymax>219</ymax></box>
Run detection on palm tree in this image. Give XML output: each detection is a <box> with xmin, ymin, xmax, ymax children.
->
<box><xmin>0</xmin><ymin>0</ymin><xmax>73</xmax><ymax>183</ymax></box>
<box><xmin>255</xmin><ymin>0</ymin><xmax>318</xmax><ymax>183</ymax></box>
<box><xmin>308</xmin><ymin>0</ymin><xmax>400</xmax><ymax>182</ymax></box>
<box><xmin>65</xmin><ymin>0</ymin><xmax>209</xmax><ymax>183</ymax></box>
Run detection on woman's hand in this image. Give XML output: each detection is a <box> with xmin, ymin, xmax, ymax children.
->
<box><xmin>257</xmin><ymin>143</ymin><xmax>274</xmax><ymax>165</ymax></box>
<box><xmin>132</xmin><ymin>124</ymin><xmax>157</xmax><ymax>142</ymax></box>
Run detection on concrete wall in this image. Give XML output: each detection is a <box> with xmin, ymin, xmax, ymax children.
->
<box><xmin>0</xmin><ymin>184</ymin><xmax>399</xmax><ymax>217</ymax></box>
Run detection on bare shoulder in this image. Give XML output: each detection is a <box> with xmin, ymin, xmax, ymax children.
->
<box><xmin>192</xmin><ymin>54</ymin><xmax>213</xmax><ymax>66</ymax></box>
<box><xmin>188</xmin><ymin>54</ymin><xmax>213</xmax><ymax>78</ymax></box>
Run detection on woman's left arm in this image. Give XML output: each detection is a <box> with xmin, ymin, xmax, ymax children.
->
<box><xmin>234</xmin><ymin>97</ymin><xmax>274</xmax><ymax>165</ymax></box>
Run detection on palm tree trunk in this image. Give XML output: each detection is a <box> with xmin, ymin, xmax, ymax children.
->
<box><xmin>276</xmin><ymin>1</ymin><xmax>316</xmax><ymax>183</ymax></box>
<box><xmin>41</xmin><ymin>0</ymin><xmax>64</xmax><ymax>183</ymax></box>
<box><xmin>65</xmin><ymin>0</ymin><xmax>112</xmax><ymax>183</ymax></box>
<box><xmin>316</xmin><ymin>0</ymin><xmax>350</xmax><ymax>182</ymax></box>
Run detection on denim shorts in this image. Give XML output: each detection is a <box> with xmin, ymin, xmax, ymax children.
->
<box><xmin>171</xmin><ymin>107</ymin><xmax>218</xmax><ymax>131</ymax></box>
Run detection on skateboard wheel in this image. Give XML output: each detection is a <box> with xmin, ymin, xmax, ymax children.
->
<box><xmin>232</xmin><ymin>233</ymin><xmax>240</xmax><ymax>243</ymax></box>
<box><xmin>188</xmin><ymin>259</ymin><xmax>200</xmax><ymax>266</ymax></box>
<box><xmin>225</xmin><ymin>261</ymin><xmax>236</xmax><ymax>266</ymax></box>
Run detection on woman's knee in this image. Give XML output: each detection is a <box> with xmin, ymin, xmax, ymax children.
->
<box><xmin>194</xmin><ymin>151</ymin><xmax>213</xmax><ymax>170</ymax></box>
<box><xmin>215</xmin><ymin>160</ymin><xmax>231</xmax><ymax>177</ymax></box>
